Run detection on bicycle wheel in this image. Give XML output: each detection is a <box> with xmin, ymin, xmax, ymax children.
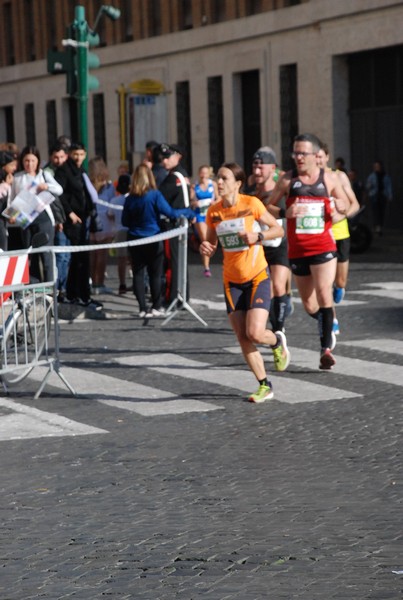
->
<box><xmin>2</xmin><ymin>293</ymin><xmax>52</xmax><ymax>385</ymax></box>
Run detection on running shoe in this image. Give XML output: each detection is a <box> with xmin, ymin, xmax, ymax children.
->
<box><xmin>272</xmin><ymin>330</ymin><xmax>291</xmax><ymax>372</ymax></box>
<box><xmin>333</xmin><ymin>318</ymin><xmax>340</xmax><ymax>335</ymax></box>
<box><xmin>139</xmin><ymin>311</ymin><xmax>146</xmax><ymax>318</ymax></box>
<box><xmin>333</xmin><ymin>286</ymin><xmax>345</xmax><ymax>304</ymax></box>
<box><xmin>204</xmin><ymin>268</ymin><xmax>212</xmax><ymax>277</ymax></box>
<box><xmin>248</xmin><ymin>382</ymin><xmax>274</xmax><ymax>403</ymax></box>
<box><xmin>319</xmin><ymin>348</ymin><xmax>336</xmax><ymax>370</ymax></box>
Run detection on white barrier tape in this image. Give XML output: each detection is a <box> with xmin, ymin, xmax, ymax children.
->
<box><xmin>2</xmin><ymin>224</ymin><xmax>188</xmax><ymax>256</ymax></box>
<box><xmin>94</xmin><ymin>198</ymin><xmax>123</xmax><ymax>210</ymax></box>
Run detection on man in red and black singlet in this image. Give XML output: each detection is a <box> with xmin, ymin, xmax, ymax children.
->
<box><xmin>286</xmin><ymin>165</ymin><xmax>336</xmax><ymax>259</ymax></box>
<box><xmin>269</xmin><ymin>133</ymin><xmax>349</xmax><ymax>370</ymax></box>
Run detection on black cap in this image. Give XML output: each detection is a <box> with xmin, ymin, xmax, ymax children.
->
<box><xmin>0</xmin><ymin>150</ymin><xmax>16</xmax><ymax>167</ymax></box>
<box><xmin>158</xmin><ymin>143</ymin><xmax>183</xmax><ymax>158</ymax></box>
<box><xmin>252</xmin><ymin>149</ymin><xmax>277</xmax><ymax>165</ymax></box>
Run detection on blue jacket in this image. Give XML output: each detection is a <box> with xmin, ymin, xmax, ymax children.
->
<box><xmin>121</xmin><ymin>189</ymin><xmax>194</xmax><ymax>237</ymax></box>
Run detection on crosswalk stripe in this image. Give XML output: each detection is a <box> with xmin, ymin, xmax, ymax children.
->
<box><xmin>363</xmin><ymin>281</ymin><xmax>403</xmax><ymax>289</ymax></box>
<box><xmin>113</xmin><ymin>354</ymin><xmax>361</xmax><ymax>404</ymax></box>
<box><xmin>26</xmin><ymin>365</ymin><xmax>224</xmax><ymax>416</ymax></box>
<box><xmin>0</xmin><ymin>397</ymin><xmax>107</xmax><ymax>441</ymax></box>
<box><xmin>337</xmin><ymin>339</ymin><xmax>403</xmax><ymax>354</ymax></box>
<box><xmin>253</xmin><ymin>344</ymin><xmax>403</xmax><ymax>387</ymax></box>
<box><xmin>289</xmin><ymin>347</ymin><xmax>403</xmax><ymax>385</ymax></box>
<box><xmin>350</xmin><ymin>289</ymin><xmax>403</xmax><ymax>301</ymax></box>
<box><xmin>292</xmin><ymin>296</ymin><xmax>366</xmax><ymax>306</ymax></box>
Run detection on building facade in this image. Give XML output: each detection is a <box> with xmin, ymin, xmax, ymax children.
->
<box><xmin>0</xmin><ymin>0</ymin><xmax>402</xmax><ymax>226</ymax></box>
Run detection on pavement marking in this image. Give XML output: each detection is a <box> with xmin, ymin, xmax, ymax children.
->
<box><xmin>0</xmin><ymin>397</ymin><xmax>107</xmax><ymax>441</ymax></box>
<box><xmin>256</xmin><ymin>345</ymin><xmax>403</xmax><ymax>387</ymax></box>
<box><xmin>26</xmin><ymin>365</ymin><xmax>224</xmax><ymax>416</ymax></box>
<box><xmin>191</xmin><ymin>298</ymin><xmax>227</xmax><ymax>310</ymax></box>
<box><xmin>350</xmin><ymin>281</ymin><xmax>403</xmax><ymax>301</ymax></box>
<box><xmin>113</xmin><ymin>353</ymin><xmax>361</xmax><ymax>404</ymax></box>
<box><xmin>349</xmin><ymin>289</ymin><xmax>403</xmax><ymax>301</ymax></box>
<box><xmin>291</xmin><ymin>297</ymin><xmax>366</xmax><ymax>306</ymax></box>
<box><xmin>363</xmin><ymin>281</ymin><xmax>403</xmax><ymax>289</ymax></box>
<box><xmin>337</xmin><ymin>338</ymin><xmax>403</xmax><ymax>355</ymax></box>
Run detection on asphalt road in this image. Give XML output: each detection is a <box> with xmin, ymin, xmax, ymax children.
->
<box><xmin>0</xmin><ymin>232</ymin><xmax>402</xmax><ymax>599</ymax></box>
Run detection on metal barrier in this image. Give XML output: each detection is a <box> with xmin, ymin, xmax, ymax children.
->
<box><xmin>0</xmin><ymin>222</ymin><xmax>206</xmax><ymax>397</ymax></box>
<box><xmin>0</xmin><ymin>248</ymin><xmax>75</xmax><ymax>399</ymax></box>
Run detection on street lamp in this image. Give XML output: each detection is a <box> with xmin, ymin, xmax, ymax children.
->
<box><xmin>47</xmin><ymin>4</ymin><xmax>121</xmax><ymax>160</ymax></box>
<box><xmin>74</xmin><ymin>4</ymin><xmax>120</xmax><ymax>156</ymax></box>
<box><xmin>92</xmin><ymin>5</ymin><xmax>121</xmax><ymax>34</ymax></box>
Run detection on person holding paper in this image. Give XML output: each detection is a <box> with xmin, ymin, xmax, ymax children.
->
<box><xmin>9</xmin><ymin>145</ymin><xmax>62</xmax><ymax>282</ymax></box>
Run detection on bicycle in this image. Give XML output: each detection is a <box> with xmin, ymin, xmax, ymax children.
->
<box><xmin>0</xmin><ymin>233</ymin><xmax>53</xmax><ymax>386</ymax></box>
<box><xmin>1</xmin><ymin>287</ymin><xmax>53</xmax><ymax>385</ymax></box>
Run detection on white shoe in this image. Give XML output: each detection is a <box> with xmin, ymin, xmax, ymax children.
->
<box><xmin>139</xmin><ymin>311</ymin><xmax>146</xmax><ymax>318</ymax></box>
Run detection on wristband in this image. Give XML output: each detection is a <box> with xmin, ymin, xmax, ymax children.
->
<box><xmin>279</xmin><ymin>207</ymin><xmax>286</xmax><ymax>219</ymax></box>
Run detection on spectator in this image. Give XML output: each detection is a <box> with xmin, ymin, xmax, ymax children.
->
<box><xmin>366</xmin><ymin>160</ymin><xmax>393</xmax><ymax>236</ymax></box>
<box><xmin>122</xmin><ymin>164</ymin><xmax>195</xmax><ymax>318</ymax></box>
<box><xmin>142</xmin><ymin>140</ymin><xmax>159</xmax><ymax>169</ymax></box>
<box><xmin>55</xmin><ymin>142</ymin><xmax>103</xmax><ymax>310</ymax></box>
<box><xmin>88</xmin><ymin>156</ymin><xmax>116</xmax><ymax>294</ymax></box>
<box><xmin>108</xmin><ymin>173</ymin><xmax>131</xmax><ymax>294</ymax></box>
<box><xmin>9</xmin><ymin>145</ymin><xmax>62</xmax><ymax>282</ymax></box>
<box><xmin>158</xmin><ymin>143</ymin><xmax>191</xmax><ymax>304</ymax></box>
<box><xmin>191</xmin><ymin>164</ymin><xmax>219</xmax><ymax>277</ymax></box>
<box><xmin>0</xmin><ymin>151</ymin><xmax>17</xmax><ymax>250</ymax></box>
<box><xmin>348</xmin><ymin>169</ymin><xmax>364</xmax><ymax>206</ymax></box>
<box><xmin>44</xmin><ymin>142</ymin><xmax>70</xmax><ymax>302</ymax></box>
<box><xmin>113</xmin><ymin>160</ymin><xmax>130</xmax><ymax>189</ymax></box>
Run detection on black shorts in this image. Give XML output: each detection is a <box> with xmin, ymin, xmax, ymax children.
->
<box><xmin>263</xmin><ymin>237</ymin><xmax>290</xmax><ymax>268</ymax></box>
<box><xmin>224</xmin><ymin>269</ymin><xmax>271</xmax><ymax>314</ymax></box>
<box><xmin>289</xmin><ymin>251</ymin><xmax>337</xmax><ymax>277</ymax></box>
<box><xmin>336</xmin><ymin>237</ymin><xmax>350</xmax><ymax>263</ymax></box>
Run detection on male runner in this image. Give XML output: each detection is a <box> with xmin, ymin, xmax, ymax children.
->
<box><xmin>316</xmin><ymin>142</ymin><xmax>360</xmax><ymax>335</ymax></box>
<box><xmin>269</xmin><ymin>134</ymin><xmax>348</xmax><ymax>369</ymax></box>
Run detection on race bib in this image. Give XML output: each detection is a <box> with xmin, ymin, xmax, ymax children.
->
<box><xmin>259</xmin><ymin>219</ymin><xmax>283</xmax><ymax>248</ymax></box>
<box><xmin>216</xmin><ymin>217</ymin><xmax>248</xmax><ymax>252</ymax></box>
<box><xmin>197</xmin><ymin>198</ymin><xmax>211</xmax><ymax>216</ymax></box>
<box><xmin>295</xmin><ymin>201</ymin><xmax>324</xmax><ymax>234</ymax></box>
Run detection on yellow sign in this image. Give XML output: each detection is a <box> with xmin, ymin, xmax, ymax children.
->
<box><xmin>127</xmin><ymin>79</ymin><xmax>167</xmax><ymax>95</ymax></box>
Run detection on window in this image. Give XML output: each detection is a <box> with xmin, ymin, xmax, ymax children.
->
<box><xmin>0</xmin><ymin>106</ymin><xmax>15</xmax><ymax>142</ymax></box>
<box><xmin>121</xmin><ymin>0</ymin><xmax>134</xmax><ymax>41</ymax></box>
<box><xmin>349</xmin><ymin>45</ymin><xmax>403</xmax><ymax>109</ymax></box>
<box><xmin>25</xmin><ymin>103</ymin><xmax>36</xmax><ymax>146</ymax></box>
<box><xmin>245</xmin><ymin>0</ymin><xmax>262</xmax><ymax>16</ymax></box>
<box><xmin>46</xmin><ymin>100</ymin><xmax>57</xmax><ymax>153</ymax></box>
<box><xmin>24</xmin><ymin>0</ymin><xmax>36</xmax><ymax>61</ymax></box>
<box><xmin>208</xmin><ymin>76</ymin><xmax>224</xmax><ymax>173</ymax></box>
<box><xmin>3</xmin><ymin>2</ymin><xmax>15</xmax><ymax>66</ymax></box>
<box><xmin>176</xmin><ymin>81</ymin><xmax>192</xmax><ymax>175</ymax></box>
<box><xmin>93</xmin><ymin>94</ymin><xmax>106</xmax><ymax>160</ymax></box>
<box><xmin>148</xmin><ymin>0</ymin><xmax>162</xmax><ymax>37</ymax></box>
<box><xmin>279</xmin><ymin>64</ymin><xmax>298</xmax><ymax>170</ymax></box>
<box><xmin>46</xmin><ymin>2</ymin><xmax>58</xmax><ymax>51</ymax></box>
<box><xmin>181</xmin><ymin>0</ymin><xmax>193</xmax><ymax>30</ymax></box>
<box><xmin>210</xmin><ymin>0</ymin><xmax>226</xmax><ymax>23</ymax></box>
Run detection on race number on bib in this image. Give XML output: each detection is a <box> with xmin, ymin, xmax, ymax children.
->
<box><xmin>216</xmin><ymin>217</ymin><xmax>248</xmax><ymax>252</ymax></box>
<box><xmin>295</xmin><ymin>201</ymin><xmax>325</xmax><ymax>234</ymax></box>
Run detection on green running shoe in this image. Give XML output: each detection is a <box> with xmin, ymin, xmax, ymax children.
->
<box><xmin>272</xmin><ymin>330</ymin><xmax>291</xmax><ymax>372</ymax></box>
<box><xmin>248</xmin><ymin>382</ymin><xmax>274</xmax><ymax>403</ymax></box>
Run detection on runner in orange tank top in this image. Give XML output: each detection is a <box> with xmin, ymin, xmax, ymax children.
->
<box><xmin>200</xmin><ymin>162</ymin><xmax>291</xmax><ymax>404</ymax></box>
